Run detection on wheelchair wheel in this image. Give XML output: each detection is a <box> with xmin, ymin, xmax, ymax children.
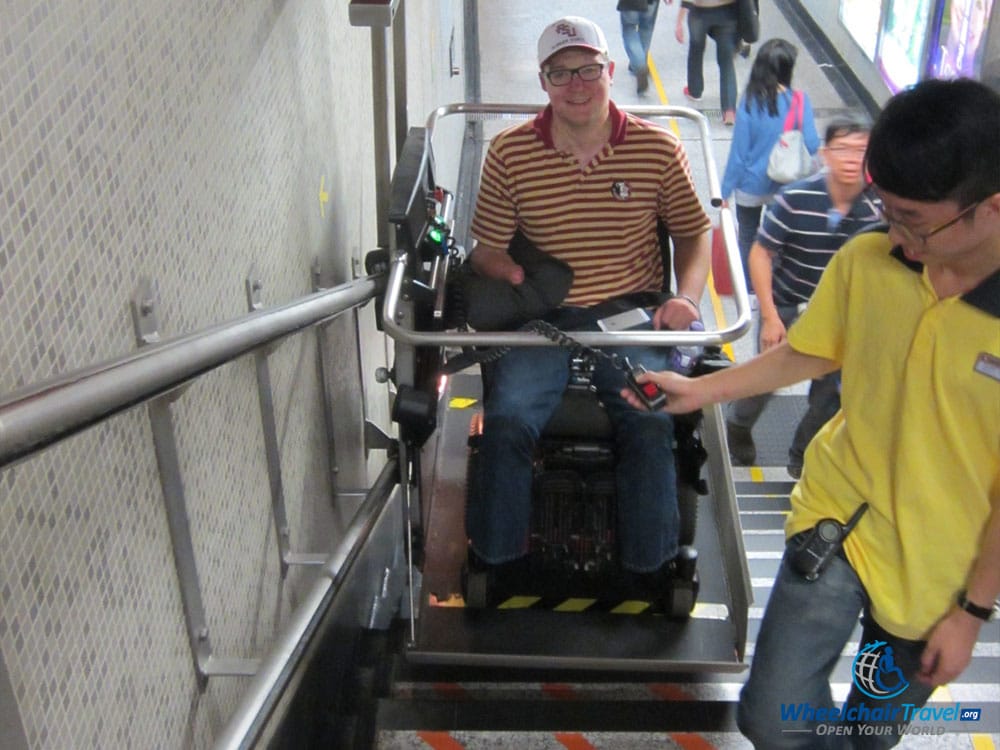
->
<box><xmin>663</xmin><ymin>546</ymin><xmax>699</xmax><ymax>619</ymax></box>
<box><xmin>666</xmin><ymin>574</ymin><xmax>699</xmax><ymax>620</ymax></box>
<box><xmin>678</xmin><ymin>481</ymin><xmax>699</xmax><ymax>547</ymax></box>
<box><xmin>462</xmin><ymin>563</ymin><xmax>490</xmax><ymax>609</ymax></box>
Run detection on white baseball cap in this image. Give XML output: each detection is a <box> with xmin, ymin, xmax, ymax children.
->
<box><xmin>537</xmin><ymin>17</ymin><xmax>609</xmax><ymax>67</ymax></box>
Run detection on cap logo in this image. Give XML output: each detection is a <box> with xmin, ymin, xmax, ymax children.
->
<box><xmin>555</xmin><ymin>23</ymin><xmax>580</xmax><ymax>39</ymax></box>
<box><xmin>538</xmin><ymin>16</ymin><xmax>608</xmax><ymax>65</ymax></box>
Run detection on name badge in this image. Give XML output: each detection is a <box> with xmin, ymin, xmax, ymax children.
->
<box><xmin>974</xmin><ymin>352</ymin><xmax>1000</xmax><ymax>382</ymax></box>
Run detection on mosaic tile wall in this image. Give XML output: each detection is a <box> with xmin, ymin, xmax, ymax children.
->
<box><xmin>0</xmin><ymin>0</ymin><xmax>467</xmax><ymax>747</ymax></box>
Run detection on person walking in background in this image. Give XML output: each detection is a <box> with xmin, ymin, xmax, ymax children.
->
<box><xmin>720</xmin><ymin>38</ymin><xmax>820</xmax><ymax>295</ymax></box>
<box><xmin>724</xmin><ymin>114</ymin><xmax>881</xmax><ymax>476</ymax></box>
<box><xmin>618</xmin><ymin>0</ymin><xmax>661</xmax><ymax>94</ymax></box>
<box><xmin>675</xmin><ymin>0</ymin><xmax>741</xmax><ymax>124</ymax></box>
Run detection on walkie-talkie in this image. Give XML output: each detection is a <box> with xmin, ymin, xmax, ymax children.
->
<box><xmin>623</xmin><ymin>357</ymin><xmax>668</xmax><ymax>411</ymax></box>
<box><xmin>790</xmin><ymin>503</ymin><xmax>869</xmax><ymax>581</ymax></box>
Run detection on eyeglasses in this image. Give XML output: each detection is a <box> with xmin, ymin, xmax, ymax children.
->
<box><xmin>878</xmin><ymin>199</ymin><xmax>982</xmax><ymax>246</ymax></box>
<box><xmin>543</xmin><ymin>63</ymin><xmax>606</xmax><ymax>86</ymax></box>
<box><xmin>825</xmin><ymin>145</ymin><xmax>867</xmax><ymax>158</ymax></box>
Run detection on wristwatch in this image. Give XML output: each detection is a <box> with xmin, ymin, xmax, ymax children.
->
<box><xmin>957</xmin><ymin>590</ymin><xmax>997</xmax><ymax>621</ymax></box>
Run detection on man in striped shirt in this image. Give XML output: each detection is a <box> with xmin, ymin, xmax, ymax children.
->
<box><xmin>725</xmin><ymin>115</ymin><xmax>881</xmax><ymax>477</ymax></box>
<box><xmin>465</xmin><ymin>16</ymin><xmax>712</xmax><ymax>592</ymax></box>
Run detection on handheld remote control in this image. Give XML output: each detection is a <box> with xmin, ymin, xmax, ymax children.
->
<box><xmin>623</xmin><ymin>358</ymin><xmax>667</xmax><ymax>410</ymax></box>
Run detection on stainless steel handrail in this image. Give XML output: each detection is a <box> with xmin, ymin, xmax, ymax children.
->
<box><xmin>426</xmin><ymin>102</ymin><xmax>724</xmax><ymax>203</ymax></box>
<box><xmin>213</xmin><ymin>457</ymin><xmax>400</xmax><ymax>750</ymax></box>
<box><xmin>381</xmin><ymin>102</ymin><xmax>751</xmax><ymax>350</ymax></box>
<box><xmin>0</xmin><ymin>275</ymin><xmax>383</xmax><ymax>470</ymax></box>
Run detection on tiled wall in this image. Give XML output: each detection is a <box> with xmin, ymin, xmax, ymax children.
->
<box><xmin>0</xmin><ymin>0</ymin><xmax>466</xmax><ymax>747</ymax></box>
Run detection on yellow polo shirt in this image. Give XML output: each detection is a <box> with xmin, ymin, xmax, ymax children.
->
<box><xmin>786</xmin><ymin>231</ymin><xmax>1000</xmax><ymax>640</ymax></box>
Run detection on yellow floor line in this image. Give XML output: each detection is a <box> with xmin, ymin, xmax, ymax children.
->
<box><xmin>929</xmin><ymin>686</ymin><xmax>996</xmax><ymax>750</ymax></box>
<box><xmin>749</xmin><ymin>466</ymin><xmax>765</xmax><ymax>483</ymax></box>
<box><xmin>932</xmin><ymin>685</ymin><xmax>953</xmax><ymax>701</ymax></box>
<box><xmin>648</xmin><ymin>55</ymin><xmax>736</xmax><ymax>363</ymax></box>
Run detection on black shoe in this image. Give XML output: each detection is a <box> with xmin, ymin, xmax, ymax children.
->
<box><xmin>787</xmin><ymin>462</ymin><xmax>802</xmax><ymax>479</ymax></box>
<box><xmin>636</xmin><ymin>71</ymin><xmax>649</xmax><ymax>94</ymax></box>
<box><xmin>738</xmin><ymin>42</ymin><xmax>752</xmax><ymax>59</ymax></box>
<box><xmin>726</xmin><ymin>421</ymin><xmax>757</xmax><ymax>465</ymax></box>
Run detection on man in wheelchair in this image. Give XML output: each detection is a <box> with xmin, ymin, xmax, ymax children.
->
<box><xmin>463</xmin><ymin>16</ymin><xmax>713</xmax><ymax>609</ymax></box>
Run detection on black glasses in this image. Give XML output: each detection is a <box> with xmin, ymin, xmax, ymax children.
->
<box><xmin>543</xmin><ymin>63</ymin><xmax>606</xmax><ymax>86</ymax></box>
<box><xmin>824</xmin><ymin>145</ymin><xmax>867</xmax><ymax>158</ymax></box>
<box><xmin>878</xmin><ymin>199</ymin><xmax>982</xmax><ymax>246</ymax></box>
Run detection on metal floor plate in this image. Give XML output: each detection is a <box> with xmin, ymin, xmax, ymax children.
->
<box><xmin>408</xmin><ymin>373</ymin><xmax>745</xmax><ymax>674</ymax></box>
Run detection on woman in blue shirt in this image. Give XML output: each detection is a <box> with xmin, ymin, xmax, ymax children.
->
<box><xmin>720</xmin><ymin>38</ymin><xmax>820</xmax><ymax>294</ymax></box>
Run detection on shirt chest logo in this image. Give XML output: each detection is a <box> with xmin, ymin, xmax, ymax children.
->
<box><xmin>610</xmin><ymin>181</ymin><xmax>631</xmax><ymax>201</ymax></box>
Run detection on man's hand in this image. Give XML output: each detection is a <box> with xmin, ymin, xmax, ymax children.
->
<box><xmin>917</xmin><ymin>608</ymin><xmax>982</xmax><ymax>686</ymax></box>
<box><xmin>759</xmin><ymin>315</ymin><xmax>788</xmax><ymax>350</ymax></box>
<box><xmin>470</xmin><ymin>247</ymin><xmax>525</xmax><ymax>285</ymax></box>
<box><xmin>619</xmin><ymin>342</ymin><xmax>838</xmax><ymax>415</ymax></box>
<box><xmin>620</xmin><ymin>369</ymin><xmax>704</xmax><ymax>414</ymax></box>
<box><xmin>653</xmin><ymin>296</ymin><xmax>699</xmax><ymax>331</ymax></box>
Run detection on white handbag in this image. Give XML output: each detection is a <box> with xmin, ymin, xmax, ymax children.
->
<box><xmin>767</xmin><ymin>91</ymin><xmax>814</xmax><ymax>184</ymax></box>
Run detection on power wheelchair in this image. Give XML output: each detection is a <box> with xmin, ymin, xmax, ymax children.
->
<box><xmin>459</xmin><ymin>297</ymin><xmax>727</xmax><ymax>617</ymax></box>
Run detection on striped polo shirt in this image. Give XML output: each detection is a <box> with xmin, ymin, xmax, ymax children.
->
<box><xmin>757</xmin><ymin>172</ymin><xmax>882</xmax><ymax>306</ymax></box>
<box><xmin>471</xmin><ymin>102</ymin><xmax>711</xmax><ymax>306</ymax></box>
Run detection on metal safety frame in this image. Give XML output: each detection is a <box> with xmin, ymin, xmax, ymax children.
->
<box><xmin>381</xmin><ymin>102</ymin><xmax>755</xmax><ymax>663</ymax></box>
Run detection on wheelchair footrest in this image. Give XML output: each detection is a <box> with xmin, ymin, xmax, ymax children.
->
<box><xmin>462</xmin><ymin>546</ymin><xmax>699</xmax><ymax>617</ymax></box>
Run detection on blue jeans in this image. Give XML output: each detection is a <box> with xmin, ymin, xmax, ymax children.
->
<box><xmin>686</xmin><ymin>4</ymin><xmax>739</xmax><ymax>111</ymax></box>
<box><xmin>620</xmin><ymin>3</ymin><xmax>659</xmax><ymax>74</ymax></box>
<box><xmin>467</xmin><ymin>308</ymin><xmax>679</xmax><ymax>572</ymax></box>
<box><xmin>738</xmin><ymin>538</ymin><xmax>935</xmax><ymax>749</ymax></box>
<box><xmin>728</xmin><ymin>303</ymin><xmax>841</xmax><ymax>465</ymax></box>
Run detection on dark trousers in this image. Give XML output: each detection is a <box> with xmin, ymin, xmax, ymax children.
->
<box><xmin>728</xmin><ymin>303</ymin><xmax>840</xmax><ymax>465</ymax></box>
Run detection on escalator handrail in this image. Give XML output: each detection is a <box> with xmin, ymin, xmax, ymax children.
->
<box><xmin>0</xmin><ymin>275</ymin><xmax>383</xmax><ymax>470</ymax></box>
